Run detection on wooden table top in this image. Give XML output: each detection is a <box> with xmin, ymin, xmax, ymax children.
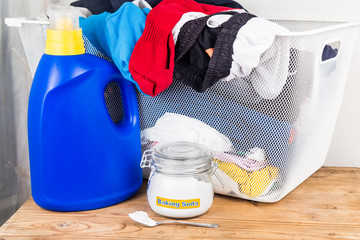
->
<box><xmin>0</xmin><ymin>167</ymin><xmax>359</xmax><ymax>240</ymax></box>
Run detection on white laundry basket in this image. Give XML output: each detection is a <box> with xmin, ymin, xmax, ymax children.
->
<box><xmin>6</xmin><ymin>18</ymin><xmax>360</xmax><ymax>202</ymax></box>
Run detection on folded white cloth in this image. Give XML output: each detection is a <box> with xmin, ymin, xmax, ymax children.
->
<box><xmin>141</xmin><ymin>112</ymin><xmax>233</xmax><ymax>153</ymax></box>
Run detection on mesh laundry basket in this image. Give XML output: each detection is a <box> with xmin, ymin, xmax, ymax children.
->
<box><xmin>6</xmin><ymin>18</ymin><xmax>360</xmax><ymax>202</ymax></box>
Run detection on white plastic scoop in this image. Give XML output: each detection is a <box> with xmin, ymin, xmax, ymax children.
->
<box><xmin>128</xmin><ymin>211</ymin><xmax>219</xmax><ymax>228</ymax></box>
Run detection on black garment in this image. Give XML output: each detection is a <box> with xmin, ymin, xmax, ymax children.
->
<box><xmin>140</xmin><ymin>0</ymin><xmax>246</xmax><ymax>9</ymax></box>
<box><xmin>174</xmin><ymin>12</ymin><xmax>255</xmax><ymax>92</ymax></box>
<box><xmin>71</xmin><ymin>0</ymin><xmax>246</xmax><ymax>15</ymax></box>
<box><xmin>70</xmin><ymin>0</ymin><xmax>114</xmax><ymax>14</ymax></box>
<box><xmin>110</xmin><ymin>0</ymin><xmax>132</xmax><ymax>11</ymax></box>
<box><xmin>188</xmin><ymin>27</ymin><xmax>221</xmax><ymax>72</ymax></box>
<box><xmin>174</xmin><ymin>27</ymin><xmax>221</xmax><ymax>92</ymax></box>
<box><xmin>198</xmin><ymin>0</ymin><xmax>246</xmax><ymax>9</ymax></box>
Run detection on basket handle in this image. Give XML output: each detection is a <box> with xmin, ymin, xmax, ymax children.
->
<box><xmin>320</xmin><ymin>39</ymin><xmax>341</xmax><ymax>64</ymax></box>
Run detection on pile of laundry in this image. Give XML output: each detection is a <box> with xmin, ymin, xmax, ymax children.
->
<box><xmin>44</xmin><ymin>0</ymin><xmax>290</xmax><ymax>98</ymax></box>
<box><xmin>141</xmin><ymin>112</ymin><xmax>281</xmax><ymax>199</ymax></box>
<box><xmin>37</xmin><ymin>1</ymin><xmax>341</xmax><ymax>202</ymax></box>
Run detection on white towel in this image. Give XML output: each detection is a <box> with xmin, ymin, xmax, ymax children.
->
<box><xmin>141</xmin><ymin>112</ymin><xmax>233</xmax><ymax>153</ymax></box>
<box><xmin>221</xmin><ymin>17</ymin><xmax>290</xmax><ymax>99</ymax></box>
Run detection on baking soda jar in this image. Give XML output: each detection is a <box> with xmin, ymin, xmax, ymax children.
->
<box><xmin>141</xmin><ymin>141</ymin><xmax>215</xmax><ymax>218</ymax></box>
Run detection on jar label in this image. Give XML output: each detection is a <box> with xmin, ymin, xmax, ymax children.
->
<box><xmin>156</xmin><ymin>196</ymin><xmax>200</xmax><ymax>209</ymax></box>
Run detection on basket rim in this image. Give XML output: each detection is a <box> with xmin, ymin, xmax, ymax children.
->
<box><xmin>5</xmin><ymin>17</ymin><xmax>360</xmax><ymax>37</ymax></box>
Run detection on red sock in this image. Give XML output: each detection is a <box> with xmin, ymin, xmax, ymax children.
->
<box><xmin>129</xmin><ymin>0</ymin><xmax>234</xmax><ymax>96</ymax></box>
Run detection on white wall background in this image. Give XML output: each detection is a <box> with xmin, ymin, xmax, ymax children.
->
<box><xmin>238</xmin><ymin>0</ymin><xmax>360</xmax><ymax>167</ymax></box>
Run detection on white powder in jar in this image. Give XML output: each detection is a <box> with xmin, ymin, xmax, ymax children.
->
<box><xmin>147</xmin><ymin>172</ymin><xmax>214</xmax><ymax>218</ymax></box>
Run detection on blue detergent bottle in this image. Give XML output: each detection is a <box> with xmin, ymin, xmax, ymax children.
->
<box><xmin>27</xmin><ymin>7</ymin><xmax>143</xmax><ymax>211</ymax></box>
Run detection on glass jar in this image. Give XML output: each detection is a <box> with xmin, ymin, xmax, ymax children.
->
<box><xmin>141</xmin><ymin>141</ymin><xmax>214</xmax><ymax>218</ymax></box>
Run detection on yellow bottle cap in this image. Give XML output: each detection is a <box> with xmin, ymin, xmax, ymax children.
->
<box><xmin>45</xmin><ymin>5</ymin><xmax>85</xmax><ymax>55</ymax></box>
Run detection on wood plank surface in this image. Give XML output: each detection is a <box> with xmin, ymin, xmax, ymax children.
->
<box><xmin>0</xmin><ymin>167</ymin><xmax>359</xmax><ymax>240</ymax></box>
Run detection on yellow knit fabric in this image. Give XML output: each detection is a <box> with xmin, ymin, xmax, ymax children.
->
<box><xmin>215</xmin><ymin>159</ymin><xmax>279</xmax><ymax>198</ymax></box>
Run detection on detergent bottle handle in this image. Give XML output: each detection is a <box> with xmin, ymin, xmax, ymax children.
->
<box><xmin>108</xmin><ymin>73</ymin><xmax>140</xmax><ymax>131</ymax></box>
